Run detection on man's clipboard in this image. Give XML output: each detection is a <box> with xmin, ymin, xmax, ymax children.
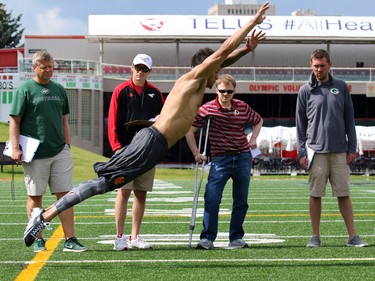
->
<box><xmin>3</xmin><ymin>135</ymin><xmax>40</xmax><ymax>163</ymax></box>
<box><xmin>306</xmin><ymin>145</ymin><xmax>315</xmax><ymax>169</ymax></box>
<box><xmin>124</xmin><ymin>120</ymin><xmax>154</xmax><ymax>128</ymax></box>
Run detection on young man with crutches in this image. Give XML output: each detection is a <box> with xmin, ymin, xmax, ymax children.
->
<box><xmin>185</xmin><ymin>74</ymin><xmax>263</xmax><ymax>249</ymax></box>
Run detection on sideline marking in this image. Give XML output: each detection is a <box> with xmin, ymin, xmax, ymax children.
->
<box><xmin>14</xmin><ymin>257</ymin><xmax>375</xmax><ymax>265</ymax></box>
<box><xmin>82</xmin><ymin>213</ymin><xmax>375</xmax><ymax>219</ymax></box>
<box><xmin>97</xmin><ymin>233</ymin><xmax>286</xmax><ymax>247</ymax></box>
<box><xmin>15</xmin><ymin>224</ymin><xmax>64</xmax><ymax>281</ymax></box>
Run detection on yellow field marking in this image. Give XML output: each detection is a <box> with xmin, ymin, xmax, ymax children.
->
<box><xmin>15</xmin><ymin>224</ymin><xmax>64</xmax><ymax>281</ymax></box>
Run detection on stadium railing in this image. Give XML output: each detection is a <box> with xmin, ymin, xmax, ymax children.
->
<box><xmin>13</xmin><ymin>59</ymin><xmax>374</xmax><ymax>82</ymax></box>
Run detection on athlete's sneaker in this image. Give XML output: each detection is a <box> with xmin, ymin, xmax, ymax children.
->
<box><xmin>33</xmin><ymin>238</ymin><xmax>46</xmax><ymax>252</ymax></box>
<box><xmin>196</xmin><ymin>238</ymin><xmax>214</xmax><ymax>249</ymax></box>
<box><xmin>228</xmin><ymin>239</ymin><xmax>249</xmax><ymax>248</ymax></box>
<box><xmin>306</xmin><ymin>235</ymin><xmax>321</xmax><ymax>248</ymax></box>
<box><xmin>128</xmin><ymin>236</ymin><xmax>152</xmax><ymax>249</ymax></box>
<box><xmin>24</xmin><ymin>208</ymin><xmax>51</xmax><ymax>247</ymax></box>
<box><xmin>347</xmin><ymin>234</ymin><xmax>369</xmax><ymax>247</ymax></box>
<box><xmin>114</xmin><ymin>235</ymin><xmax>128</xmax><ymax>251</ymax></box>
<box><xmin>63</xmin><ymin>237</ymin><xmax>87</xmax><ymax>252</ymax></box>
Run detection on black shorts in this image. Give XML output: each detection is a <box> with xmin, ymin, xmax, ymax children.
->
<box><xmin>94</xmin><ymin>126</ymin><xmax>168</xmax><ymax>189</ymax></box>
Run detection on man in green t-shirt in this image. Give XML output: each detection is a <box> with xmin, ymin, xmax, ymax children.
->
<box><xmin>9</xmin><ymin>50</ymin><xmax>86</xmax><ymax>253</ymax></box>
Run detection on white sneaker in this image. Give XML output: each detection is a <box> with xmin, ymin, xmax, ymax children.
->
<box><xmin>228</xmin><ymin>239</ymin><xmax>249</xmax><ymax>248</ymax></box>
<box><xmin>196</xmin><ymin>238</ymin><xmax>214</xmax><ymax>249</ymax></box>
<box><xmin>114</xmin><ymin>235</ymin><xmax>128</xmax><ymax>251</ymax></box>
<box><xmin>128</xmin><ymin>236</ymin><xmax>152</xmax><ymax>249</ymax></box>
<box><xmin>30</xmin><ymin>208</ymin><xmax>42</xmax><ymax>220</ymax></box>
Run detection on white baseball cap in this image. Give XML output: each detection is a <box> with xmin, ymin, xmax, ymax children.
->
<box><xmin>132</xmin><ymin>54</ymin><xmax>152</xmax><ymax>70</ymax></box>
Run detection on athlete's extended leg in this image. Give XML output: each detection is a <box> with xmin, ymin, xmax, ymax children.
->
<box><xmin>24</xmin><ymin>126</ymin><xmax>168</xmax><ymax>247</ymax></box>
<box><xmin>53</xmin><ymin>177</ymin><xmax>111</xmax><ymax>213</ymax></box>
<box><xmin>24</xmin><ymin>176</ymin><xmax>115</xmax><ymax>247</ymax></box>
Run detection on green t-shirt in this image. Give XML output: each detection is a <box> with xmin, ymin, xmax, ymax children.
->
<box><xmin>10</xmin><ymin>79</ymin><xmax>70</xmax><ymax>159</ymax></box>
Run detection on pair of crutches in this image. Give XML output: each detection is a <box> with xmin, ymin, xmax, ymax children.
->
<box><xmin>188</xmin><ymin>117</ymin><xmax>211</xmax><ymax>248</ymax></box>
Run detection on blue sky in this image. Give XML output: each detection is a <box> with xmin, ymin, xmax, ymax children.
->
<box><xmin>2</xmin><ymin>0</ymin><xmax>375</xmax><ymax>36</ymax></box>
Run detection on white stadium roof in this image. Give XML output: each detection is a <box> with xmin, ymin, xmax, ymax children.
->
<box><xmin>87</xmin><ymin>15</ymin><xmax>375</xmax><ymax>44</ymax></box>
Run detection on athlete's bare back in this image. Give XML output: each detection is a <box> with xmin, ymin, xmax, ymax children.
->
<box><xmin>154</xmin><ymin>62</ymin><xmax>219</xmax><ymax>147</ymax></box>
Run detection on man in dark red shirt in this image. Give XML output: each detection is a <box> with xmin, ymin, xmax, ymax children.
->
<box><xmin>108</xmin><ymin>54</ymin><xmax>164</xmax><ymax>250</ymax></box>
<box><xmin>186</xmin><ymin>74</ymin><xmax>263</xmax><ymax>249</ymax></box>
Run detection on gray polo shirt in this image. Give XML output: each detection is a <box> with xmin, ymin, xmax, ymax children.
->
<box><xmin>296</xmin><ymin>73</ymin><xmax>356</xmax><ymax>159</ymax></box>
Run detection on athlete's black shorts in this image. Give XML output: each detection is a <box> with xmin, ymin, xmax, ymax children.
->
<box><xmin>94</xmin><ymin>126</ymin><xmax>168</xmax><ymax>189</ymax></box>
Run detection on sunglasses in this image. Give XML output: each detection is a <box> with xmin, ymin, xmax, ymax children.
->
<box><xmin>134</xmin><ymin>65</ymin><xmax>150</xmax><ymax>73</ymax></box>
<box><xmin>217</xmin><ymin>89</ymin><xmax>234</xmax><ymax>94</ymax></box>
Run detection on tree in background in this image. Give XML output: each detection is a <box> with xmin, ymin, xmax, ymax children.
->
<box><xmin>0</xmin><ymin>2</ymin><xmax>24</xmax><ymax>48</ymax></box>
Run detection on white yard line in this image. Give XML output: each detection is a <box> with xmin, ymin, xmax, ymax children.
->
<box><xmin>2</xmin><ymin>257</ymin><xmax>375</xmax><ymax>265</ymax></box>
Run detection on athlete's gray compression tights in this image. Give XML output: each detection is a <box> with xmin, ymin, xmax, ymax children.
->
<box><xmin>54</xmin><ymin>177</ymin><xmax>110</xmax><ymax>213</ymax></box>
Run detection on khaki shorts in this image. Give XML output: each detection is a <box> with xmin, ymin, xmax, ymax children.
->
<box><xmin>309</xmin><ymin>152</ymin><xmax>350</xmax><ymax>197</ymax></box>
<box><xmin>22</xmin><ymin>144</ymin><xmax>73</xmax><ymax>196</ymax></box>
<box><xmin>120</xmin><ymin>166</ymin><xmax>155</xmax><ymax>192</ymax></box>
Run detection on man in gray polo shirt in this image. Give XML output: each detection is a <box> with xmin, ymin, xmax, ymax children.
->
<box><xmin>296</xmin><ymin>49</ymin><xmax>368</xmax><ymax>248</ymax></box>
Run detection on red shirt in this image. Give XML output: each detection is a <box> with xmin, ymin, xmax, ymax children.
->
<box><xmin>192</xmin><ymin>97</ymin><xmax>261</xmax><ymax>156</ymax></box>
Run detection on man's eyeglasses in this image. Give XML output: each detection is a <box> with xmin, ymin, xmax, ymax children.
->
<box><xmin>134</xmin><ymin>65</ymin><xmax>150</xmax><ymax>73</ymax></box>
<box><xmin>217</xmin><ymin>89</ymin><xmax>234</xmax><ymax>94</ymax></box>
